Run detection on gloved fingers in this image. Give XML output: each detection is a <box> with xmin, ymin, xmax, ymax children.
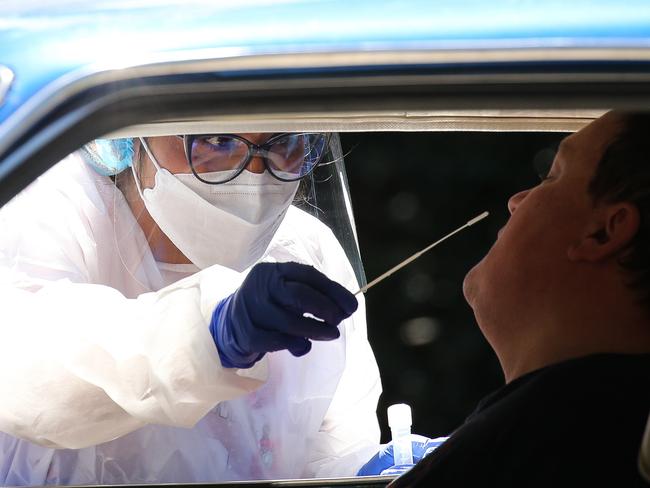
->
<box><xmin>276</xmin><ymin>281</ymin><xmax>352</xmax><ymax>325</ymax></box>
<box><xmin>422</xmin><ymin>436</ymin><xmax>448</xmax><ymax>457</ymax></box>
<box><xmin>362</xmin><ymin>435</ymin><xmax>435</xmax><ymax>466</ymax></box>
<box><xmin>274</xmin><ymin>262</ymin><xmax>358</xmax><ymax>316</ymax></box>
<box><xmin>287</xmin><ymin>338</ymin><xmax>312</xmax><ymax>357</ymax></box>
<box><xmin>247</xmin><ymin>329</ymin><xmax>313</xmax><ymax>355</ymax></box>
<box><xmin>423</xmin><ymin>446</ymin><xmax>437</xmax><ymax>458</ymax></box>
<box><xmin>255</xmin><ymin>304</ymin><xmax>341</xmax><ymax>341</ymax></box>
<box><xmin>356</xmin><ymin>443</ymin><xmax>392</xmax><ymax>476</ymax></box>
<box><xmin>404</xmin><ymin>434</ymin><xmax>448</xmax><ymax>461</ymax></box>
<box><xmin>409</xmin><ymin>434</ymin><xmax>435</xmax><ymax>459</ymax></box>
<box><xmin>357</xmin><ymin>435</ymin><xmax>447</xmax><ymax>477</ymax></box>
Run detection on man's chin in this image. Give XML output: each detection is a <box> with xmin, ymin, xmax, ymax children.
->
<box><xmin>462</xmin><ymin>261</ymin><xmax>482</xmax><ymax>307</ymax></box>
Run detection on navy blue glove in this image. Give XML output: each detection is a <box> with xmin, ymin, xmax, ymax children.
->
<box><xmin>210</xmin><ymin>262</ymin><xmax>358</xmax><ymax>368</ymax></box>
<box><xmin>357</xmin><ymin>435</ymin><xmax>448</xmax><ymax>476</ymax></box>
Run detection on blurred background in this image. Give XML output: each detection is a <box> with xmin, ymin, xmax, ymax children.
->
<box><xmin>340</xmin><ymin>130</ymin><xmax>567</xmax><ymax>442</ymax></box>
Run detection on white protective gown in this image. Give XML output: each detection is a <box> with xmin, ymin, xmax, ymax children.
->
<box><xmin>0</xmin><ymin>154</ymin><xmax>381</xmax><ymax>485</ymax></box>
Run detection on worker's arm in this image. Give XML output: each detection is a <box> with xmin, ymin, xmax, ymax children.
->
<box><xmin>0</xmin><ymin>267</ymin><xmax>267</xmax><ymax>449</ymax></box>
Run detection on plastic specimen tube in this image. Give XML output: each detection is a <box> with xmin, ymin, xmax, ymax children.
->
<box><xmin>388</xmin><ymin>403</ymin><xmax>414</xmax><ymax>466</ymax></box>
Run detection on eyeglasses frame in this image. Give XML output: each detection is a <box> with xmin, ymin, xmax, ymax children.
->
<box><xmin>177</xmin><ymin>132</ymin><xmax>331</xmax><ymax>185</ymax></box>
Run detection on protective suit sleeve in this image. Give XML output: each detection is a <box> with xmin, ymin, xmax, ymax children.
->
<box><xmin>0</xmin><ymin>156</ymin><xmax>269</xmax><ymax>450</ymax></box>
<box><xmin>0</xmin><ymin>266</ymin><xmax>268</xmax><ymax>450</ymax></box>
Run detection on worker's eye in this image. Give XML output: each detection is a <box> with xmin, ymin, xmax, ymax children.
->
<box><xmin>201</xmin><ymin>136</ymin><xmax>240</xmax><ymax>153</ymax></box>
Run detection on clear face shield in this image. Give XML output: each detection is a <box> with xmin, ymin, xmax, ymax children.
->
<box><xmin>79</xmin><ymin>132</ymin><xmax>365</xmax><ymax>293</ymax></box>
<box><xmin>294</xmin><ymin>134</ymin><xmax>366</xmax><ymax>287</ymax></box>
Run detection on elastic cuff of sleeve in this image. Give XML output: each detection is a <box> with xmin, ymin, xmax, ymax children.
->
<box><xmin>210</xmin><ymin>295</ymin><xmax>264</xmax><ymax>369</ymax></box>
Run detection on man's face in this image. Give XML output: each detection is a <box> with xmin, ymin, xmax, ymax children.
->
<box><xmin>463</xmin><ymin>112</ymin><xmax>625</xmax><ymax>345</ymax></box>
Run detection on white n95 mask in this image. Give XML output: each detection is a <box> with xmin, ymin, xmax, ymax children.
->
<box><xmin>132</xmin><ymin>142</ymin><xmax>299</xmax><ymax>271</ymax></box>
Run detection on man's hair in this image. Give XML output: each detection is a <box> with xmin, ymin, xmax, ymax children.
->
<box><xmin>588</xmin><ymin>112</ymin><xmax>650</xmax><ymax>308</ymax></box>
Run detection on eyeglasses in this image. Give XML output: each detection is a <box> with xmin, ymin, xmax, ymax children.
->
<box><xmin>179</xmin><ymin>133</ymin><xmax>331</xmax><ymax>184</ymax></box>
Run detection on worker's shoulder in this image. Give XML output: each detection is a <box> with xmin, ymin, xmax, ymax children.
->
<box><xmin>273</xmin><ymin>205</ymin><xmax>351</xmax><ymax>278</ymax></box>
<box><xmin>284</xmin><ymin>205</ymin><xmax>339</xmax><ymax>241</ymax></box>
<box><xmin>1</xmin><ymin>153</ymin><xmax>109</xmax><ymax>222</ymax></box>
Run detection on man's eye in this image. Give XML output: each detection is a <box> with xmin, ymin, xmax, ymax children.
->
<box><xmin>531</xmin><ymin>143</ymin><xmax>559</xmax><ymax>181</ymax></box>
<box><xmin>533</xmin><ymin>153</ymin><xmax>555</xmax><ymax>182</ymax></box>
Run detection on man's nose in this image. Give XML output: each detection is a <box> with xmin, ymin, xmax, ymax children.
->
<box><xmin>245</xmin><ymin>155</ymin><xmax>266</xmax><ymax>174</ymax></box>
<box><xmin>507</xmin><ymin>189</ymin><xmax>530</xmax><ymax>214</ymax></box>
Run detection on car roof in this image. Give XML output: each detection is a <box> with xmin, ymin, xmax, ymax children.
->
<box><xmin>2</xmin><ymin>0</ymin><xmax>650</xmax><ymax>123</ymax></box>
<box><xmin>2</xmin><ymin>0</ymin><xmax>650</xmax><ymax>205</ymax></box>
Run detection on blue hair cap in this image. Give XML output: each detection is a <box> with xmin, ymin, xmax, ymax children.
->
<box><xmin>81</xmin><ymin>138</ymin><xmax>135</xmax><ymax>176</ymax></box>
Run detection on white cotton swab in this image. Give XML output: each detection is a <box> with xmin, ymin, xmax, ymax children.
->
<box><xmin>355</xmin><ymin>211</ymin><xmax>489</xmax><ymax>295</ymax></box>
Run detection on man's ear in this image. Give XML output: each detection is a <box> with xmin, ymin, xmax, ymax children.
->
<box><xmin>568</xmin><ymin>203</ymin><xmax>640</xmax><ymax>262</ymax></box>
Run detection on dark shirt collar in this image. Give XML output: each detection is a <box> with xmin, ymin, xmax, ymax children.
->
<box><xmin>466</xmin><ymin>352</ymin><xmax>650</xmax><ymax>423</ymax></box>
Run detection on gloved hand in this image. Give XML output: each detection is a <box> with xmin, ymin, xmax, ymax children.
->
<box><xmin>210</xmin><ymin>261</ymin><xmax>358</xmax><ymax>368</ymax></box>
<box><xmin>357</xmin><ymin>434</ymin><xmax>448</xmax><ymax>476</ymax></box>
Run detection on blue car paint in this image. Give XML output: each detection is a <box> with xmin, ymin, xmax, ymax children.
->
<box><xmin>1</xmin><ymin>0</ymin><xmax>650</xmax><ymax>122</ymax></box>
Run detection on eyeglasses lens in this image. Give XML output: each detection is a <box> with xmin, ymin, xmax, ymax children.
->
<box><xmin>189</xmin><ymin>133</ymin><xmax>328</xmax><ymax>183</ymax></box>
<box><xmin>265</xmin><ymin>134</ymin><xmax>328</xmax><ymax>180</ymax></box>
<box><xmin>190</xmin><ymin>136</ymin><xmax>248</xmax><ymax>182</ymax></box>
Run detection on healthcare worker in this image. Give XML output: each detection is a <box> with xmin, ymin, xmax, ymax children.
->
<box><xmin>0</xmin><ymin>132</ymin><xmax>384</xmax><ymax>484</ymax></box>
